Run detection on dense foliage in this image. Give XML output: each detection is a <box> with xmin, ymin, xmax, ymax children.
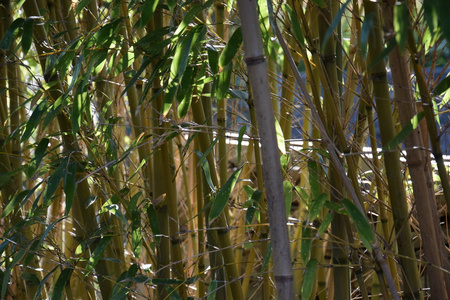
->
<box><xmin>1</xmin><ymin>0</ymin><xmax>450</xmax><ymax>299</ymax></box>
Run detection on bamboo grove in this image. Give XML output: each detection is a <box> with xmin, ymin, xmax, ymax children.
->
<box><xmin>1</xmin><ymin>0</ymin><xmax>450</xmax><ymax>299</ymax></box>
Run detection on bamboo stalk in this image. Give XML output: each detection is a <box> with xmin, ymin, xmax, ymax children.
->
<box><xmin>363</xmin><ymin>1</ymin><xmax>423</xmax><ymax>298</ymax></box>
<box><xmin>237</xmin><ymin>0</ymin><xmax>294</xmax><ymax>298</ymax></box>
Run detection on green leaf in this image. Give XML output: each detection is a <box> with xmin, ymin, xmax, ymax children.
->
<box><xmin>342</xmin><ymin>198</ymin><xmax>374</xmax><ymax>250</ymax></box>
<box><xmin>216</xmin><ymin>63</ymin><xmax>232</xmax><ymax>101</ymax></box>
<box><xmin>368</xmin><ymin>38</ymin><xmax>396</xmax><ymax>70</ymax></box>
<box><xmin>34</xmin><ymin>266</ymin><xmax>59</xmax><ymax>300</ymax></box>
<box><xmin>27</xmin><ymin>138</ymin><xmax>49</xmax><ymax>178</ymax></box>
<box><xmin>219</xmin><ymin>27</ymin><xmax>242</xmax><ymax>68</ymax></box>
<box><xmin>301</xmin><ymin>226</ymin><xmax>312</xmax><ymax>263</ymax></box>
<box><xmin>423</xmin><ymin>0</ymin><xmax>439</xmax><ymax>35</ymax></box>
<box><xmin>383</xmin><ymin>111</ymin><xmax>424</xmax><ymax>151</ymax></box>
<box><xmin>260</xmin><ymin>243</ymin><xmax>272</xmax><ymax>275</ymax></box>
<box><xmin>43</xmin><ymin>158</ymin><xmax>68</xmax><ymax>206</ymax></box>
<box><xmin>275</xmin><ymin>118</ymin><xmax>286</xmax><ymax>154</ymax></box>
<box><xmin>318</xmin><ymin>212</ymin><xmax>333</xmax><ymax>235</ymax></box>
<box><xmin>309</xmin><ymin>193</ymin><xmax>327</xmax><ymax>221</ymax></box>
<box><xmin>22</xmin><ymin>101</ymin><xmax>47</xmax><ymax>142</ymax></box>
<box><xmin>394</xmin><ymin>2</ymin><xmax>408</xmax><ymax>51</ymax></box>
<box><xmin>207</xmin><ymin>280</ymin><xmax>218</xmax><ymax>300</ymax></box>
<box><xmin>301</xmin><ymin>258</ymin><xmax>318</xmax><ymax>300</ymax></box>
<box><xmin>111</xmin><ymin>264</ymin><xmax>139</xmax><ymax>300</ymax></box>
<box><xmin>283</xmin><ymin>181</ymin><xmax>293</xmax><ymax>218</ymax></box>
<box><xmin>209</xmin><ymin>167</ymin><xmax>242</xmax><ymax>221</ymax></box>
<box><xmin>21</xmin><ymin>18</ymin><xmax>34</xmax><ymax>55</ymax></box>
<box><xmin>21</xmin><ymin>273</ymin><xmax>40</xmax><ymax>285</ymax></box>
<box><xmin>51</xmin><ymin>268</ymin><xmax>73</xmax><ymax>300</ymax></box>
<box><xmin>64</xmin><ymin>161</ymin><xmax>77</xmax><ymax>215</ymax></box>
<box><xmin>433</xmin><ymin>75</ymin><xmax>450</xmax><ymax>95</ymax></box>
<box><xmin>283</xmin><ymin>4</ymin><xmax>304</xmax><ymax>48</ymax></box>
<box><xmin>76</xmin><ymin>0</ymin><xmax>92</xmax><ymax>14</ymax></box>
<box><xmin>140</xmin><ymin>0</ymin><xmax>160</xmax><ymax>28</ymax></box>
<box><xmin>307</xmin><ymin>159</ymin><xmax>320</xmax><ymax>201</ymax></box>
<box><xmin>237</xmin><ymin>125</ymin><xmax>246</xmax><ymax>164</ymax></box>
<box><xmin>0</xmin><ymin>18</ymin><xmax>24</xmax><ymax>50</ymax></box>
<box><xmin>131</xmin><ymin>210</ymin><xmax>142</xmax><ymax>258</ymax></box>
<box><xmin>433</xmin><ymin>0</ymin><xmax>450</xmax><ymax>43</ymax></box>
<box><xmin>147</xmin><ymin>203</ymin><xmax>161</xmax><ymax>243</ymax></box>
<box><xmin>245</xmin><ymin>190</ymin><xmax>262</xmax><ymax>225</ymax></box>
<box><xmin>177</xmin><ymin>66</ymin><xmax>196</xmax><ymax>118</ymax></box>
<box><xmin>206</xmin><ymin>44</ymin><xmax>219</xmax><ymax>75</ymax></box>
<box><xmin>1</xmin><ymin>190</ymin><xmax>29</xmax><ymax>218</ymax></box>
<box><xmin>321</xmin><ymin>0</ymin><xmax>351</xmax><ymax>52</ymax></box>
<box><xmin>173</xmin><ymin>0</ymin><xmax>214</xmax><ymax>37</ymax></box>
<box><xmin>84</xmin><ymin>235</ymin><xmax>113</xmax><ymax>277</ymax></box>
<box><xmin>360</xmin><ymin>12</ymin><xmax>375</xmax><ymax>60</ymax></box>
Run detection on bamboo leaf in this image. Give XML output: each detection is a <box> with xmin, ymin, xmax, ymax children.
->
<box><xmin>360</xmin><ymin>12</ymin><xmax>375</xmax><ymax>60</ymax></box>
<box><xmin>309</xmin><ymin>193</ymin><xmax>327</xmax><ymax>221</ymax></box>
<box><xmin>318</xmin><ymin>212</ymin><xmax>333</xmax><ymax>235</ymax></box>
<box><xmin>131</xmin><ymin>210</ymin><xmax>142</xmax><ymax>258</ymax></box>
<box><xmin>43</xmin><ymin>158</ymin><xmax>68</xmax><ymax>206</ymax></box>
<box><xmin>1</xmin><ymin>190</ymin><xmax>29</xmax><ymax>218</ymax></box>
<box><xmin>321</xmin><ymin>0</ymin><xmax>351</xmax><ymax>52</ymax></box>
<box><xmin>301</xmin><ymin>258</ymin><xmax>318</xmax><ymax>300</ymax></box>
<box><xmin>342</xmin><ymin>199</ymin><xmax>374</xmax><ymax>250</ymax></box>
<box><xmin>26</xmin><ymin>137</ymin><xmax>48</xmax><ymax>178</ymax></box>
<box><xmin>430</xmin><ymin>0</ymin><xmax>450</xmax><ymax>43</ymax></box>
<box><xmin>207</xmin><ymin>280</ymin><xmax>218</xmax><ymax>300</ymax></box>
<box><xmin>209</xmin><ymin>166</ymin><xmax>243</xmax><ymax>221</ymax></box>
<box><xmin>245</xmin><ymin>190</ymin><xmax>261</xmax><ymax>225</ymax></box>
<box><xmin>383</xmin><ymin>111</ymin><xmax>424</xmax><ymax>151</ymax></box>
<box><xmin>51</xmin><ymin>268</ymin><xmax>72</xmax><ymax>300</ymax></box>
<box><xmin>84</xmin><ymin>235</ymin><xmax>113</xmax><ymax>277</ymax></box>
<box><xmin>111</xmin><ymin>264</ymin><xmax>139</xmax><ymax>300</ymax></box>
<box><xmin>433</xmin><ymin>75</ymin><xmax>450</xmax><ymax>95</ymax></box>
<box><xmin>21</xmin><ymin>18</ymin><xmax>34</xmax><ymax>55</ymax></box>
<box><xmin>219</xmin><ymin>27</ymin><xmax>242</xmax><ymax>68</ymax></box>
<box><xmin>307</xmin><ymin>159</ymin><xmax>320</xmax><ymax>201</ymax></box>
<box><xmin>216</xmin><ymin>63</ymin><xmax>232</xmax><ymax>101</ymax></box>
<box><xmin>237</xmin><ymin>125</ymin><xmax>246</xmax><ymax>164</ymax></box>
<box><xmin>34</xmin><ymin>266</ymin><xmax>59</xmax><ymax>300</ymax></box>
<box><xmin>311</xmin><ymin>0</ymin><xmax>326</xmax><ymax>8</ymax></box>
<box><xmin>76</xmin><ymin>0</ymin><xmax>92</xmax><ymax>14</ymax></box>
<box><xmin>177</xmin><ymin>66</ymin><xmax>196</xmax><ymax>118</ymax></box>
<box><xmin>173</xmin><ymin>0</ymin><xmax>214</xmax><ymax>36</ymax></box>
<box><xmin>140</xmin><ymin>0</ymin><xmax>160</xmax><ymax>28</ymax></box>
<box><xmin>394</xmin><ymin>2</ymin><xmax>408</xmax><ymax>51</ymax></box>
<box><xmin>146</xmin><ymin>203</ymin><xmax>161</xmax><ymax>243</ymax></box>
<box><xmin>206</xmin><ymin>44</ymin><xmax>219</xmax><ymax>74</ymax></box>
<box><xmin>284</xmin><ymin>181</ymin><xmax>293</xmax><ymax>218</ymax></box>
<box><xmin>260</xmin><ymin>242</ymin><xmax>272</xmax><ymax>275</ymax></box>
<box><xmin>275</xmin><ymin>118</ymin><xmax>286</xmax><ymax>154</ymax></box>
<box><xmin>301</xmin><ymin>226</ymin><xmax>312</xmax><ymax>263</ymax></box>
<box><xmin>283</xmin><ymin>4</ymin><xmax>304</xmax><ymax>48</ymax></box>
<box><xmin>22</xmin><ymin>101</ymin><xmax>47</xmax><ymax>142</ymax></box>
<box><xmin>0</xmin><ymin>18</ymin><xmax>24</xmax><ymax>50</ymax></box>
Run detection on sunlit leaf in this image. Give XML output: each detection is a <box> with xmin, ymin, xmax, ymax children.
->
<box><xmin>275</xmin><ymin>118</ymin><xmax>286</xmax><ymax>154</ymax></box>
<box><xmin>307</xmin><ymin>159</ymin><xmax>320</xmax><ymax>201</ymax></box>
<box><xmin>219</xmin><ymin>27</ymin><xmax>242</xmax><ymax>68</ymax></box>
<box><xmin>301</xmin><ymin>226</ymin><xmax>312</xmax><ymax>263</ymax></box>
<box><xmin>216</xmin><ymin>63</ymin><xmax>232</xmax><ymax>101</ymax></box>
<box><xmin>207</xmin><ymin>280</ymin><xmax>218</xmax><ymax>300</ymax></box>
<box><xmin>1</xmin><ymin>190</ymin><xmax>29</xmax><ymax>218</ymax></box>
<box><xmin>140</xmin><ymin>0</ymin><xmax>160</xmax><ymax>28</ymax></box>
<box><xmin>131</xmin><ymin>210</ymin><xmax>142</xmax><ymax>258</ymax></box>
<box><xmin>309</xmin><ymin>193</ymin><xmax>327</xmax><ymax>221</ymax></box>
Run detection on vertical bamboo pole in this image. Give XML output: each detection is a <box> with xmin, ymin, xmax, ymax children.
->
<box><xmin>363</xmin><ymin>1</ymin><xmax>423</xmax><ymax>298</ymax></box>
<box><xmin>237</xmin><ymin>0</ymin><xmax>294</xmax><ymax>298</ymax></box>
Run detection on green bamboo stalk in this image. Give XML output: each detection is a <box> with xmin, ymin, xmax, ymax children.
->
<box><xmin>363</xmin><ymin>1</ymin><xmax>423</xmax><ymax>298</ymax></box>
<box><xmin>383</xmin><ymin>2</ymin><xmax>449</xmax><ymax>297</ymax></box>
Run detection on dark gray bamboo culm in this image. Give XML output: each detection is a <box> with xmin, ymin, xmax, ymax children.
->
<box><xmin>271</xmin><ymin>6</ymin><xmax>401</xmax><ymax>300</ymax></box>
<box><xmin>236</xmin><ymin>0</ymin><xmax>294</xmax><ymax>299</ymax></box>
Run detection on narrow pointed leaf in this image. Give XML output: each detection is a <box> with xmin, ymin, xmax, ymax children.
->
<box><xmin>283</xmin><ymin>4</ymin><xmax>304</xmax><ymax>47</ymax></box>
<box><xmin>51</xmin><ymin>268</ymin><xmax>73</xmax><ymax>300</ymax></box>
<box><xmin>219</xmin><ymin>27</ymin><xmax>242</xmax><ymax>68</ymax></box>
<box><xmin>307</xmin><ymin>159</ymin><xmax>320</xmax><ymax>201</ymax></box>
<box><xmin>43</xmin><ymin>158</ymin><xmax>68</xmax><ymax>206</ymax></box>
<box><xmin>309</xmin><ymin>193</ymin><xmax>327</xmax><ymax>221</ymax></box>
<box><xmin>84</xmin><ymin>235</ymin><xmax>113</xmax><ymax>277</ymax></box>
<box><xmin>301</xmin><ymin>226</ymin><xmax>312</xmax><ymax>263</ymax></box>
<box><xmin>301</xmin><ymin>258</ymin><xmax>318</xmax><ymax>300</ymax></box>
<box><xmin>321</xmin><ymin>0</ymin><xmax>351</xmax><ymax>52</ymax></box>
<box><xmin>283</xmin><ymin>181</ymin><xmax>292</xmax><ymax>218</ymax></box>
<box><xmin>342</xmin><ymin>198</ymin><xmax>374</xmax><ymax>250</ymax></box>
<box><xmin>0</xmin><ymin>18</ymin><xmax>24</xmax><ymax>50</ymax></box>
<box><xmin>383</xmin><ymin>111</ymin><xmax>424</xmax><ymax>151</ymax></box>
<box><xmin>140</xmin><ymin>0</ymin><xmax>159</xmax><ymax>28</ymax></box>
<box><xmin>394</xmin><ymin>2</ymin><xmax>408</xmax><ymax>50</ymax></box>
<box><xmin>209</xmin><ymin>167</ymin><xmax>242</xmax><ymax>221</ymax></box>
<box><xmin>21</xmin><ymin>18</ymin><xmax>34</xmax><ymax>55</ymax></box>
